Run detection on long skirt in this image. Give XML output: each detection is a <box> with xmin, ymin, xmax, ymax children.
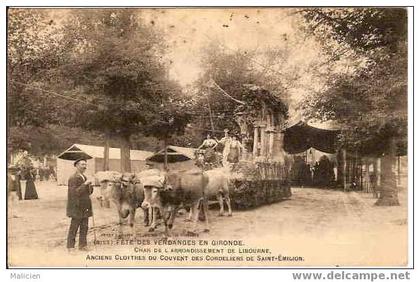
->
<box><xmin>24</xmin><ymin>179</ymin><xmax>38</xmax><ymax>200</ymax></box>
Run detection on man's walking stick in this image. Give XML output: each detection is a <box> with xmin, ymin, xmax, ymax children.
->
<box><xmin>92</xmin><ymin>211</ymin><xmax>97</xmax><ymax>242</ymax></box>
<box><xmin>90</xmin><ymin>184</ymin><xmax>97</xmax><ymax>249</ymax></box>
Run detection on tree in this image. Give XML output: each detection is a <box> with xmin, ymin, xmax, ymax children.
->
<box><xmin>7</xmin><ymin>9</ymin><xmax>93</xmax><ymax>162</ymax></box>
<box><xmin>143</xmin><ymin>85</ymin><xmax>192</xmax><ymax>169</ymax></box>
<box><xmin>191</xmin><ymin>43</ymin><xmax>290</xmax><ymax>138</ymax></box>
<box><xmin>7</xmin><ymin>9</ymin><xmax>79</xmax><ymax>128</ymax></box>
<box><xmin>300</xmin><ymin>8</ymin><xmax>407</xmax><ymax>205</ymax></box>
<box><xmin>61</xmin><ymin>10</ymin><xmax>177</xmax><ymax>172</ymax></box>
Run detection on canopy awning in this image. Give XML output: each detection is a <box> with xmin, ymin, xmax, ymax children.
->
<box><xmin>146</xmin><ymin>145</ymin><xmax>196</xmax><ymax>163</ymax></box>
<box><xmin>57</xmin><ymin>148</ymin><xmax>93</xmax><ymax>161</ymax></box>
<box><xmin>284</xmin><ymin>121</ymin><xmax>340</xmax><ymax>154</ymax></box>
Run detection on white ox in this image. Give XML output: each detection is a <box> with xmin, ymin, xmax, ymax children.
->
<box><xmin>137</xmin><ymin>169</ymin><xmax>165</xmax><ymax>229</ymax></box>
<box><xmin>95</xmin><ymin>171</ymin><xmax>122</xmax><ymax>208</ymax></box>
<box><xmin>142</xmin><ymin>167</ymin><xmax>233</xmax><ymax>234</ymax></box>
<box><xmin>204</xmin><ymin>168</ymin><xmax>232</xmax><ymax>217</ymax></box>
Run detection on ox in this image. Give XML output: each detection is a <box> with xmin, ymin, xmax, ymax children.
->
<box><xmin>136</xmin><ymin>169</ymin><xmax>165</xmax><ymax>229</ymax></box>
<box><xmin>203</xmin><ymin>168</ymin><xmax>232</xmax><ymax>217</ymax></box>
<box><xmin>180</xmin><ymin>168</ymin><xmax>232</xmax><ymax>221</ymax></box>
<box><xmin>143</xmin><ymin>168</ymin><xmax>233</xmax><ymax>235</ymax></box>
<box><xmin>96</xmin><ymin>171</ymin><xmax>121</xmax><ymax>208</ymax></box>
<box><xmin>142</xmin><ymin>169</ymin><xmax>209</xmax><ymax>234</ymax></box>
<box><xmin>108</xmin><ymin>173</ymin><xmax>149</xmax><ymax>230</ymax></box>
<box><xmin>161</xmin><ymin>170</ymin><xmax>210</xmax><ymax>234</ymax></box>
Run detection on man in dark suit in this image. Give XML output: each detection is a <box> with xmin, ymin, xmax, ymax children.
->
<box><xmin>66</xmin><ymin>158</ymin><xmax>93</xmax><ymax>251</ymax></box>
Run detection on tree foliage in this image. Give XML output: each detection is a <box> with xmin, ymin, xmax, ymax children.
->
<box><xmin>143</xmin><ymin>100</ymin><xmax>192</xmax><ymax>142</ymax></box>
<box><xmin>61</xmin><ymin>10</ymin><xmax>168</xmax><ymax>138</ymax></box>
<box><xmin>300</xmin><ymin>8</ymin><xmax>407</xmax><ymax>156</ymax></box>
<box><xmin>299</xmin><ymin>8</ymin><xmax>407</xmax><ymax>206</ymax></box>
<box><xmin>301</xmin><ymin>8</ymin><xmax>406</xmax><ymax>56</ymax></box>
<box><xmin>8</xmin><ymin>9</ymin><xmax>77</xmax><ymax>128</ymax></box>
<box><xmin>190</xmin><ymin>43</ymin><xmax>289</xmax><ymax>138</ymax></box>
<box><xmin>8</xmin><ymin>9</ymin><xmax>190</xmax><ymax>160</ymax></box>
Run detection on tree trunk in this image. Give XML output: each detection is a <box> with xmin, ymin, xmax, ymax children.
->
<box><xmin>397</xmin><ymin>156</ymin><xmax>401</xmax><ymax>186</ymax></box>
<box><xmin>342</xmin><ymin>149</ymin><xmax>347</xmax><ymax>191</ymax></box>
<box><xmin>120</xmin><ymin>135</ymin><xmax>131</xmax><ymax>173</ymax></box>
<box><xmin>375</xmin><ymin>137</ymin><xmax>399</xmax><ymax>206</ymax></box>
<box><xmin>7</xmin><ymin>147</ymin><xmax>12</xmax><ymax>165</ymax></box>
<box><xmin>103</xmin><ymin>134</ymin><xmax>110</xmax><ymax>171</ymax></box>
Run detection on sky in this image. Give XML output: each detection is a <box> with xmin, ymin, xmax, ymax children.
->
<box><xmin>45</xmin><ymin>8</ymin><xmax>337</xmax><ymax>122</ymax></box>
<box><xmin>140</xmin><ymin>8</ymin><xmax>300</xmax><ymax>86</ymax></box>
<box><xmin>137</xmin><ymin>8</ymin><xmax>335</xmax><ymax>122</ymax></box>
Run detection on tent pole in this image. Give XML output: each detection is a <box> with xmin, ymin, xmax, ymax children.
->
<box><xmin>164</xmin><ymin>138</ymin><xmax>168</xmax><ymax>171</ymax></box>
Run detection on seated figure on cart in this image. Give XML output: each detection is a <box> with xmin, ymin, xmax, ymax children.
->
<box><xmin>196</xmin><ymin>133</ymin><xmax>219</xmax><ymax>170</ymax></box>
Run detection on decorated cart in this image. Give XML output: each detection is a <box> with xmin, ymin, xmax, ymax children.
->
<box><xmin>221</xmin><ymin>84</ymin><xmax>292</xmax><ymax>209</ymax></box>
<box><xmin>145</xmin><ymin>83</ymin><xmax>292</xmax><ymax>210</ymax></box>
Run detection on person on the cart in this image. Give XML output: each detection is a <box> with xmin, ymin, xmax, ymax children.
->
<box><xmin>197</xmin><ymin>133</ymin><xmax>218</xmax><ymax>166</ymax></box>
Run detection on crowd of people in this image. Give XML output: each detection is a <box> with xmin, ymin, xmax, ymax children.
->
<box><xmin>8</xmin><ymin>150</ymin><xmax>57</xmax><ymax>201</ymax></box>
<box><xmin>291</xmin><ymin>155</ymin><xmax>336</xmax><ymax>188</ymax></box>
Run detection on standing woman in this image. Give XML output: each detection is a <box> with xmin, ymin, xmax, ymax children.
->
<box><xmin>197</xmin><ymin>133</ymin><xmax>219</xmax><ymax>165</ymax></box>
<box><xmin>217</xmin><ymin>129</ymin><xmax>232</xmax><ymax>168</ymax></box>
<box><xmin>23</xmin><ymin>164</ymin><xmax>39</xmax><ymax>200</ymax></box>
<box><xmin>227</xmin><ymin>134</ymin><xmax>244</xmax><ymax>166</ymax></box>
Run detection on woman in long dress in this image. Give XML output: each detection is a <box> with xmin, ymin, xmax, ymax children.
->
<box><xmin>23</xmin><ymin>166</ymin><xmax>39</xmax><ymax>200</ymax></box>
<box><xmin>227</xmin><ymin>135</ymin><xmax>243</xmax><ymax>164</ymax></box>
<box><xmin>198</xmin><ymin>133</ymin><xmax>219</xmax><ymax>165</ymax></box>
<box><xmin>217</xmin><ymin>129</ymin><xmax>232</xmax><ymax>167</ymax></box>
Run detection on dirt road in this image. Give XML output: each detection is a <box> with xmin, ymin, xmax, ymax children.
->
<box><xmin>7</xmin><ymin>181</ymin><xmax>408</xmax><ymax>267</ymax></box>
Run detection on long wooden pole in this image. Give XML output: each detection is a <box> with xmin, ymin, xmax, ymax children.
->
<box><xmin>206</xmin><ymin>96</ymin><xmax>215</xmax><ymax>133</ymax></box>
<box><xmin>210</xmin><ymin>79</ymin><xmax>245</xmax><ymax>105</ymax></box>
<box><xmin>164</xmin><ymin>138</ymin><xmax>168</xmax><ymax>171</ymax></box>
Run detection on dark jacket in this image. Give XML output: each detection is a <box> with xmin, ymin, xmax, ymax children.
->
<box><xmin>66</xmin><ymin>172</ymin><xmax>93</xmax><ymax>218</ymax></box>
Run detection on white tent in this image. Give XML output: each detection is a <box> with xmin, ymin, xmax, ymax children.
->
<box><xmin>57</xmin><ymin>144</ymin><xmax>153</xmax><ymax>185</ymax></box>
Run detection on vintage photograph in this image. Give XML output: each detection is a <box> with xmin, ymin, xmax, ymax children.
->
<box><xmin>6</xmin><ymin>7</ymin><xmax>409</xmax><ymax>267</ymax></box>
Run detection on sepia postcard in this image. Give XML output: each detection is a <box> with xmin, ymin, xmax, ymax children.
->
<box><xmin>6</xmin><ymin>6</ymin><xmax>411</xmax><ymax>268</ymax></box>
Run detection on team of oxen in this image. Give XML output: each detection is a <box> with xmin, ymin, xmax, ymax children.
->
<box><xmin>95</xmin><ymin>168</ymin><xmax>232</xmax><ymax>235</ymax></box>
